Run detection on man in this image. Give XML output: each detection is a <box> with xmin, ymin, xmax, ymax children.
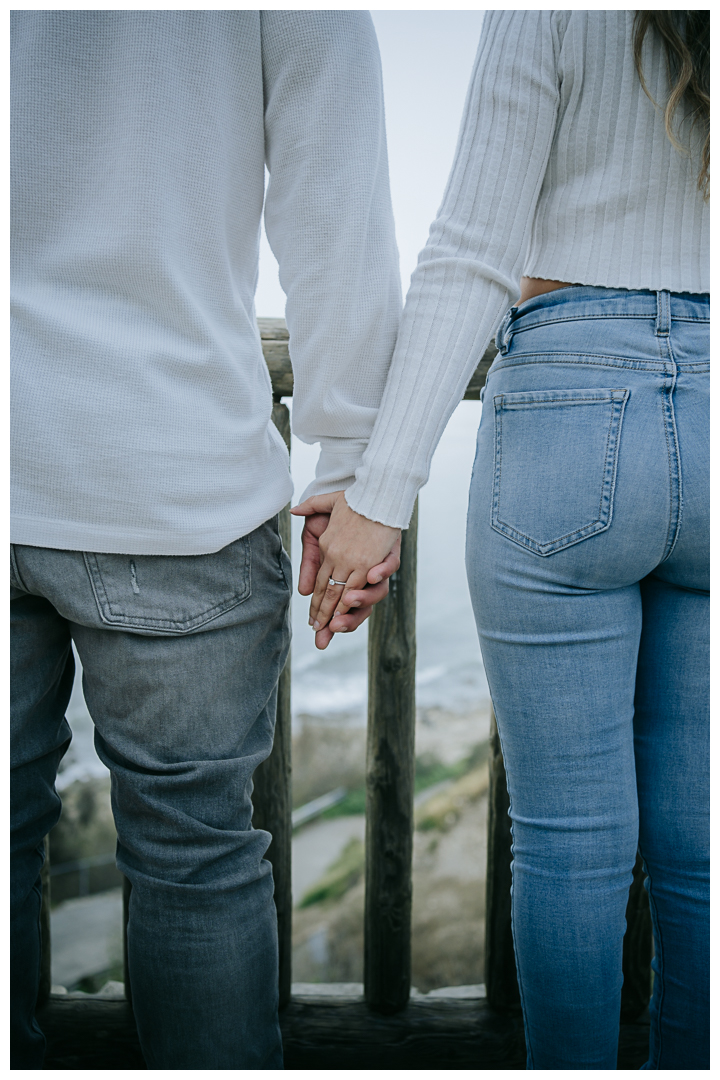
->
<box><xmin>11</xmin><ymin>10</ymin><xmax>401</xmax><ymax>1068</ymax></box>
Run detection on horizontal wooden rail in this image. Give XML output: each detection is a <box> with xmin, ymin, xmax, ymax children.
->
<box><xmin>37</xmin><ymin>983</ymin><xmax>652</xmax><ymax>1070</ymax></box>
<box><xmin>38</xmin><ymin>317</ymin><xmax>651</xmax><ymax>1069</ymax></box>
<box><xmin>38</xmin><ymin>985</ymin><xmax>653</xmax><ymax>1070</ymax></box>
<box><xmin>256</xmin><ymin>317</ymin><xmax>498</xmax><ymax>403</ymax></box>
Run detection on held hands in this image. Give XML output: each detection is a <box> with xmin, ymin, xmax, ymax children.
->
<box><xmin>291</xmin><ymin>491</ymin><xmax>401</xmax><ymax>650</ymax></box>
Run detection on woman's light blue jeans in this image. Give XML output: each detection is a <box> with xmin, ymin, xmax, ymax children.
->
<box><xmin>10</xmin><ymin>517</ymin><xmax>291</xmax><ymax>1069</ymax></box>
<box><xmin>466</xmin><ymin>288</ymin><xmax>709</xmax><ymax>1070</ymax></box>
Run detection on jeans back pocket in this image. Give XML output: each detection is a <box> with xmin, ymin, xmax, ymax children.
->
<box><xmin>84</xmin><ymin>535</ymin><xmax>251</xmax><ymax>634</ymax></box>
<box><xmin>492</xmin><ymin>388</ymin><xmax>629</xmax><ymax>556</ymax></box>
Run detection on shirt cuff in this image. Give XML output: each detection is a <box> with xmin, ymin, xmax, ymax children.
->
<box><xmin>297</xmin><ymin>443</ymin><xmax>366</xmax><ymax>504</ymax></box>
<box><xmin>343</xmin><ymin>467</ymin><xmax>418</xmax><ymax>530</ymax></box>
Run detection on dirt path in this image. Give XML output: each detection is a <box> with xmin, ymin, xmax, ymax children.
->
<box><xmin>292</xmin><ymin>784</ymin><xmax>488</xmax><ymax>991</ymax></box>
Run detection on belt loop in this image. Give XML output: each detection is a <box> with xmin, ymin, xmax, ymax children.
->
<box><xmin>496</xmin><ymin>306</ymin><xmax>515</xmax><ymax>355</ymax></box>
<box><xmin>656</xmin><ymin>290</ymin><xmax>671</xmax><ymax>337</ymax></box>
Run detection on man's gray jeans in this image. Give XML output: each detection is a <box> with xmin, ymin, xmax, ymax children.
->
<box><xmin>10</xmin><ymin>516</ymin><xmax>291</xmax><ymax>1069</ymax></box>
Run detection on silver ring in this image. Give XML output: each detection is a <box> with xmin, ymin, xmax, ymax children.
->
<box><xmin>328</xmin><ymin>578</ymin><xmax>348</xmax><ymax>587</ymax></box>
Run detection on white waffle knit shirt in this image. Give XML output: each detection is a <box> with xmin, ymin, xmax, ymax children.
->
<box><xmin>344</xmin><ymin>10</ymin><xmax>710</xmax><ymax>530</ymax></box>
<box><xmin>11</xmin><ymin>10</ymin><xmax>401</xmax><ymax>555</ymax></box>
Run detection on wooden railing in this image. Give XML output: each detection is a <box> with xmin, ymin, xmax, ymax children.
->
<box><xmin>36</xmin><ymin>319</ymin><xmax>652</xmax><ymax>1069</ymax></box>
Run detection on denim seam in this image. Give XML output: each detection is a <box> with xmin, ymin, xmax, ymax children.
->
<box><xmin>657</xmin><ymin>337</ymin><xmax>683</xmax><ymax>565</ymax></box>
<box><xmin>490</xmin><ymin>353</ymin><xmax>674</xmax><ymax>374</ymax></box>
<box><xmin>638</xmin><ymin>845</ymin><xmax>664</xmax><ymax>1068</ymax></box>
<box><xmin>10</xmin><ymin>546</ymin><xmax>29</xmax><ymax>593</ymax></box>
<box><xmin>490</xmin><ymin>393</ymin><xmax>499</xmax><ymax>535</ymax></box>
<box><xmin>492</xmin><ymin>354</ymin><xmax>708</xmax><ymax>374</ymax></box>
<box><xmin>667</xmin><ymin>338</ymin><xmax>683</xmax><ymax>563</ymax></box>
<box><xmin>494</xmin><ymin>392</ymin><xmax>625</xmax><ymax>405</ymax></box>
<box><xmin>82</xmin><ymin>544</ymin><xmax>252</xmax><ymax>633</ymax></box>
<box><xmin>506</xmin><ymin>312</ymin><xmax>708</xmax><ymax>336</ymax></box>
<box><xmin>492</xmin><ymin>390</ymin><xmax>628</xmax><ymax>556</ymax></box>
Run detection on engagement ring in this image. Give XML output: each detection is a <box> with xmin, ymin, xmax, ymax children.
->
<box><xmin>328</xmin><ymin>578</ymin><xmax>348</xmax><ymax>587</ymax></box>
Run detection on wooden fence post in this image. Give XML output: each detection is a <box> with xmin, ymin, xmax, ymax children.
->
<box><xmin>364</xmin><ymin>501</ymin><xmax>418</xmax><ymax>1014</ymax></box>
<box><xmin>122</xmin><ymin>876</ymin><xmax>132</xmax><ymax>1008</ymax></box>
<box><xmin>484</xmin><ymin>708</ymin><xmax>520</xmax><ymax>1012</ymax></box>
<box><xmin>621</xmin><ymin>852</ymin><xmax>653</xmax><ymax>1020</ymax></box>
<box><xmin>38</xmin><ymin>836</ymin><xmax>52</xmax><ymax>1006</ymax></box>
<box><xmin>252</xmin><ymin>398</ymin><xmax>293</xmax><ymax>1010</ymax></box>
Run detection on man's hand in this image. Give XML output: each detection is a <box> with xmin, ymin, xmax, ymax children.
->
<box><xmin>292</xmin><ymin>491</ymin><xmax>401</xmax><ymax>646</ymax></box>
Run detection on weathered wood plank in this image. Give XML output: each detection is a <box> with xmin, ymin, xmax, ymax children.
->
<box><xmin>258</xmin><ymin>317</ymin><xmax>294</xmax><ymax>399</ymax></box>
<box><xmin>621</xmin><ymin>851</ymin><xmax>653</xmax><ymax>1021</ymax></box>
<box><xmin>257</xmin><ymin>317</ymin><xmax>290</xmax><ymax>341</ymax></box>
<box><xmin>258</xmin><ymin>316</ymin><xmax>496</xmax><ymax>402</ymax></box>
<box><xmin>38</xmin><ymin>991</ymin><xmax>650</xmax><ymax>1070</ymax></box>
<box><xmin>618</xmin><ymin>1010</ymin><xmax>651</xmax><ymax>1069</ymax></box>
<box><xmin>484</xmin><ymin>708</ymin><xmax>521</xmax><ymax>1012</ymax></box>
<box><xmin>282</xmin><ymin>993</ymin><xmax>525</xmax><ymax>1070</ymax></box>
<box><xmin>122</xmin><ymin>876</ymin><xmax>132</xmax><ymax>1010</ymax></box>
<box><xmin>251</xmin><ymin>400</ymin><xmax>293</xmax><ymax>1009</ymax></box>
<box><xmin>464</xmin><ymin>343</ymin><xmax>498</xmax><ymax>399</ymax></box>
<box><xmin>39</xmin><ymin>997</ymin><xmax>147</xmax><ymax>1070</ymax></box>
<box><xmin>364</xmin><ymin>503</ymin><xmax>418</xmax><ymax>1014</ymax></box>
<box><xmin>38</xmin><ymin>837</ymin><xmax>52</xmax><ymax>1007</ymax></box>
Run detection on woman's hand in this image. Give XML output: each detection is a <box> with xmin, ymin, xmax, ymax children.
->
<box><xmin>292</xmin><ymin>491</ymin><xmax>401</xmax><ymax>643</ymax></box>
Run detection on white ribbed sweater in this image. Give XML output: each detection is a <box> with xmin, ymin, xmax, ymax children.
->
<box><xmin>345</xmin><ymin>10</ymin><xmax>709</xmax><ymax>530</ymax></box>
<box><xmin>11</xmin><ymin>11</ymin><xmax>401</xmax><ymax>555</ymax></box>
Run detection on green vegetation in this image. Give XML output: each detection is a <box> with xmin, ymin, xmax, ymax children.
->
<box><xmin>415</xmin><ymin>765</ymin><xmax>489</xmax><ymax>831</ymax></box>
<box><xmin>320</xmin><ymin>786</ymin><xmax>367</xmax><ymax>819</ymax></box>
<box><xmin>299</xmin><ymin>837</ymin><xmax>365</xmax><ymax>908</ymax></box>
<box><xmin>299</xmin><ymin>743</ymin><xmax>491</xmax><ymax>909</ymax></box>
<box><xmin>414</xmin><ymin>741</ymin><xmax>488</xmax><ymax>792</ymax></box>
<box><xmin>319</xmin><ymin>740</ymin><xmax>489</xmax><ymax>821</ymax></box>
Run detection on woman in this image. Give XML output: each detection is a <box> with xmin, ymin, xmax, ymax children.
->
<box><xmin>293</xmin><ymin>11</ymin><xmax>709</xmax><ymax>1070</ymax></box>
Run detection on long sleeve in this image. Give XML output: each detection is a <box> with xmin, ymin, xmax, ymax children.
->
<box><xmin>261</xmin><ymin>11</ymin><xmax>403</xmax><ymax>499</ymax></box>
<box><xmin>344</xmin><ymin>11</ymin><xmax>564</xmax><ymax>528</ymax></box>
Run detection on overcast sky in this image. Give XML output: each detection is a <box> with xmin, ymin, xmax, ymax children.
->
<box><xmin>255</xmin><ymin>9</ymin><xmax>486</xmax><ymax>316</ymax></box>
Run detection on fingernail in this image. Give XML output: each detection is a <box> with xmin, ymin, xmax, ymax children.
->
<box><xmin>308</xmin><ymin>618</ymin><xmax>314</xmax><ymax>627</ymax></box>
<box><xmin>336</xmin><ymin>626</ymin><xmax>347</xmax><ymax>633</ymax></box>
<box><xmin>313</xmin><ymin>620</ymin><xmax>321</xmax><ymax>630</ymax></box>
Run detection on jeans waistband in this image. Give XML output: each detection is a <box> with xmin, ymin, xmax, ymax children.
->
<box><xmin>495</xmin><ymin>287</ymin><xmax>710</xmax><ymax>355</ymax></box>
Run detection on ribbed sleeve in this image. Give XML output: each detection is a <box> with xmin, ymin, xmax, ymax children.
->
<box><xmin>346</xmin><ymin>11</ymin><xmax>562</xmax><ymax>528</ymax></box>
<box><xmin>345</xmin><ymin>10</ymin><xmax>709</xmax><ymax>529</ymax></box>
